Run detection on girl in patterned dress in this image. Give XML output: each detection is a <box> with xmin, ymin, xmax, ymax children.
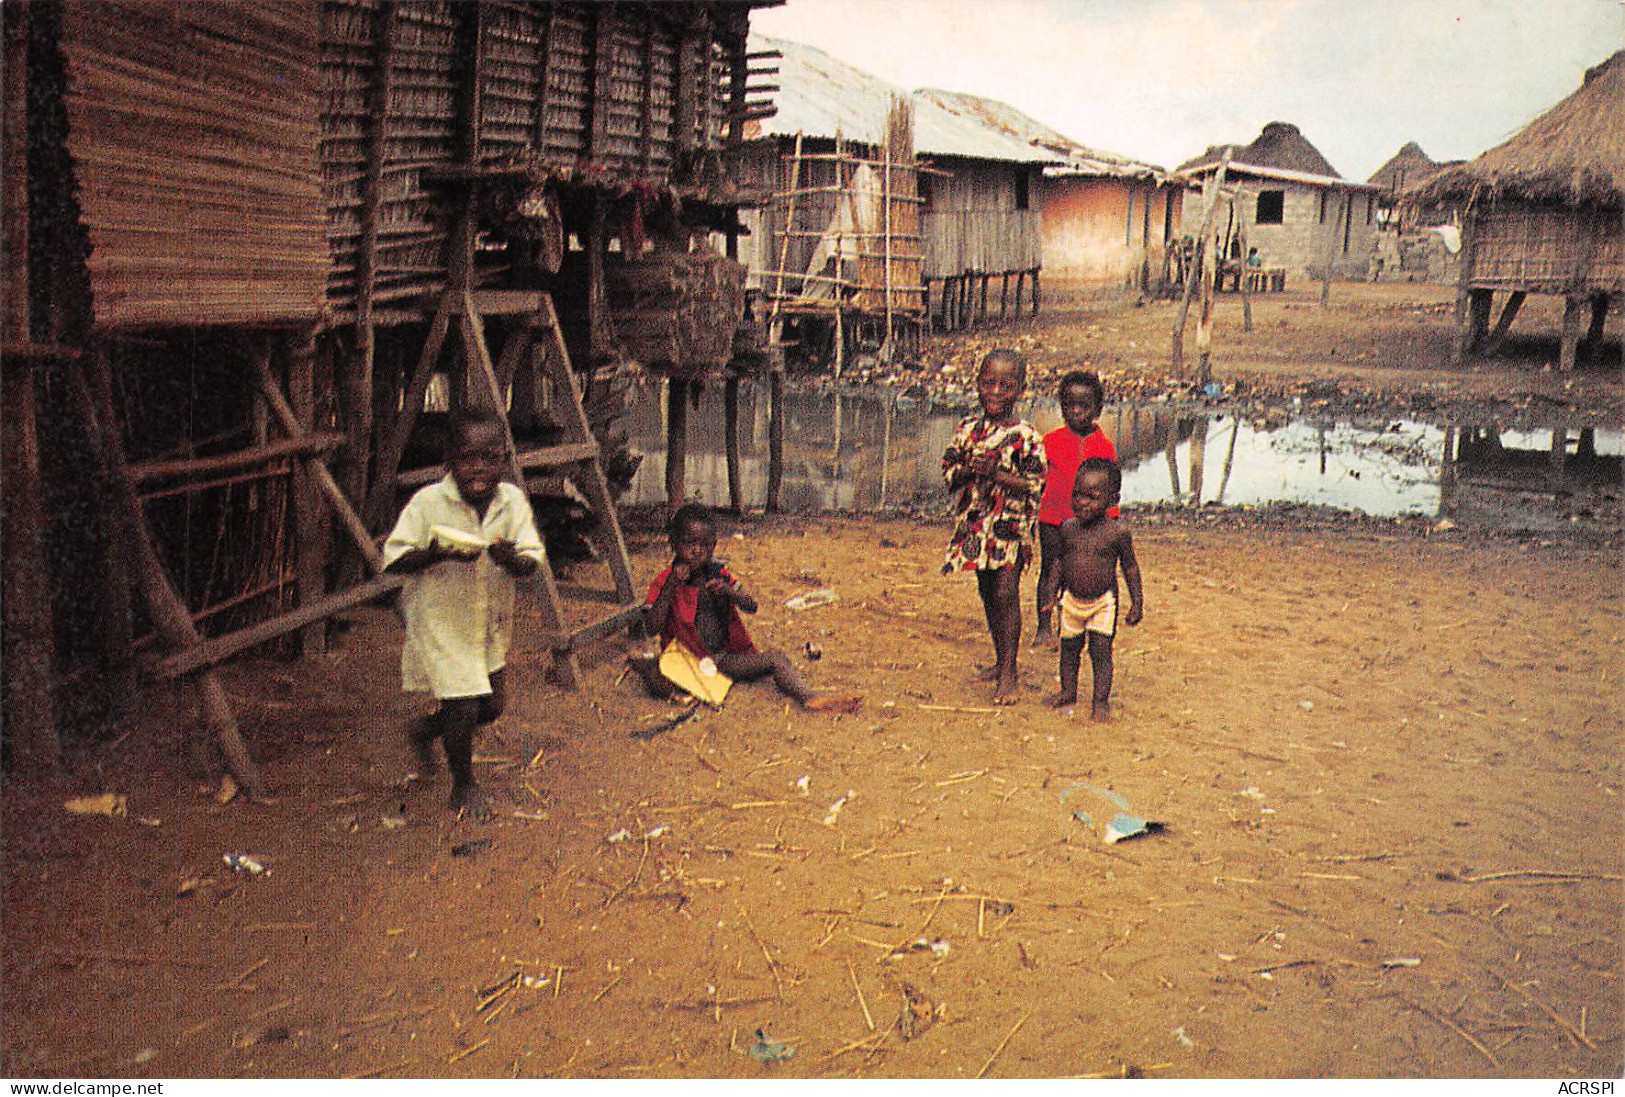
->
<box><xmin>942</xmin><ymin>350</ymin><xmax>1048</xmax><ymax>704</ymax></box>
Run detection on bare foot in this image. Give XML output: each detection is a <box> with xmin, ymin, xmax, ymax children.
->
<box><xmin>406</xmin><ymin>715</ymin><xmax>440</xmax><ymax>779</ymax></box>
<box><xmin>972</xmin><ymin>665</ymin><xmax>997</xmax><ymax>682</ymax></box>
<box><xmin>1090</xmin><ymin>701</ymin><xmax>1111</xmax><ymax>723</ymax></box>
<box><xmin>993</xmin><ymin>674</ymin><xmax>1020</xmax><ymax>705</ymax></box>
<box><xmin>450</xmin><ymin>781</ymin><xmax>494</xmax><ymax>820</ymax></box>
<box><xmin>1045</xmin><ymin>691</ymin><xmax>1078</xmax><ymax>709</ymax></box>
<box><xmin>805</xmin><ymin>692</ymin><xmax>864</xmax><ymax>715</ymax></box>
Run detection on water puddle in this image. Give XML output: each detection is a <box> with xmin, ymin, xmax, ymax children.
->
<box><xmin>624</xmin><ymin>382</ymin><xmax>1621</xmax><ymax>540</ymax></box>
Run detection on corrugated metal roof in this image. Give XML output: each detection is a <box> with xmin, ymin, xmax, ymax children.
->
<box><xmin>1179</xmin><ymin>159</ymin><xmax>1382</xmax><ymax>192</ymax></box>
<box><xmin>916</xmin><ymin>89</ymin><xmax>1165</xmax><ymax>180</ymax></box>
<box><xmin>750</xmin><ymin>35</ymin><xmax>1057</xmax><ymax>164</ymax></box>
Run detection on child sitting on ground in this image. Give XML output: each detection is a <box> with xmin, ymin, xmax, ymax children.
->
<box><xmin>1035</xmin><ymin>369</ymin><xmax>1117</xmax><ymax>647</ymax></box>
<box><xmin>1045</xmin><ymin>457</ymin><xmax>1143</xmax><ymax>722</ymax></box>
<box><xmin>383</xmin><ymin>412</ymin><xmax>544</xmax><ymax>819</ymax></box>
<box><xmin>628</xmin><ymin>504</ymin><xmax>863</xmax><ymax>714</ymax></box>
<box><xmin>941</xmin><ymin>348</ymin><xmax>1047</xmax><ymax>705</ymax></box>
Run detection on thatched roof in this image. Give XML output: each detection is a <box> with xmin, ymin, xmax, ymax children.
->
<box><xmin>1407</xmin><ymin>50</ymin><xmax>1624</xmax><ymax>209</ymax></box>
<box><xmin>1369</xmin><ymin>142</ymin><xmax>1442</xmax><ymax>192</ymax></box>
<box><xmin>1179</xmin><ymin>121</ymin><xmax>1341</xmax><ymax>178</ymax></box>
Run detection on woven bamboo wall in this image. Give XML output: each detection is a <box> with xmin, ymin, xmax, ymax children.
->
<box><xmin>919</xmin><ymin>160</ymin><xmax>1042</xmax><ymax>279</ymax></box>
<box><xmin>1472</xmin><ymin>203</ymin><xmax>1624</xmax><ymax>292</ymax></box>
<box><xmin>319</xmin><ymin>2</ymin><xmax>747</xmax><ymax>318</ymax></box>
<box><xmin>58</xmin><ymin>0</ymin><xmax>329</xmax><ymax>329</ymax></box>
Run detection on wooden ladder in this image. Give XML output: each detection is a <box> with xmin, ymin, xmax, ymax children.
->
<box><xmin>421</xmin><ymin>286</ymin><xmax>642</xmax><ymax>688</ymax></box>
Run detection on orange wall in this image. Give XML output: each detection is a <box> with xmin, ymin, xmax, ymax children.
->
<box><xmin>1040</xmin><ymin>177</ymin><xmax>1170</xmax><ymax>288</ymax></box>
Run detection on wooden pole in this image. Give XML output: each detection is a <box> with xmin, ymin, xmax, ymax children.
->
<box><xmin>1195</xmin><ymin>197</ymin><xmax>1224</xmax><ymax>385</ymax></box>
<box><xmin>1215</xmin><ymin>415</ymin><xmax>1241</xmax><ymax>504</ymax></box>
<box><xmin>1558</xmin><ymin>294</ymin><xmax>1583</xmax><ymax>372</ymax></box>
<box><xmin>724</xmin><ymin>375</ymin><xmax>743</xmax><ymax>515</ymax></box>
<box><xmin>1031</xmin><ymin>269</ymin><xmax>1040</xmax><ymax>315</ymax></box>
<box><xmin>766</xmin><ymin>366</ymin><xmax>784</xmax><ymax>513</ymax></box>
<box><xmin>1320</xmin><ymin>191</ymin><xmax>1344</xmax><ymax>307</ymax></box>
<box><xmin>1</xmin><ymin>1</ymin><xmax>59</xmax><ymax>768</ymax></box>
<box><xmin>1451</xmin><ymin>209</ymin><xmax>1478</xmax><ymax>363</ymax></box>
<box><xmin>665</xmin><ymin>378</ymin><xmax>688</xmax><ymax>509</ymax></box>
<box><xmin>80</xmin><ymin>349</ymin><xmax>268</xmax><ymax>797</ymax></box>
<box><xmin>287</xmin><ymin>327</ymin><xmax>329</xmax><ymax>655</ymax></box>
<box><xmin>882</xmin><ymin>109</ymin><xmax>894</xmax><ymax>358</ymax></box>
<box><xmin>1172</xmin><ymin>149</ymin><xmax>1230</xmax><ymax>374</ymax></box>
<box><xmin>1483</xmin><ymin>290</ymin><xmax>1526</xmax><ymax>354</ymax></box>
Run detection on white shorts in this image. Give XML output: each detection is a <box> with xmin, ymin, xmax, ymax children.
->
<box><xmin>1058</xmin><ymin>588</ymin><xmax>1116</xmax><ymax>639</ymax></box>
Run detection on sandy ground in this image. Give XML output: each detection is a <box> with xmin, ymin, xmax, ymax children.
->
<box><xmin>4</xmin><ymin>514</ymin><xmax>1620</xmax><ymax>1079</ymax></box>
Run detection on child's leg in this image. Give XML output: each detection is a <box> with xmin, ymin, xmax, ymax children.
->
<box><xmin>715</xmin><ymin>650</ymin><xmax>863</xmax><ymax>714</ymax></box>
<box><xmin>406</xmin><ymin>710</ymin><xmax>441</xmax><ymax>776</ymax></box>
<box><xmin>476</xmin><ymin>669</ymin><xmax>507</xmax><ymax>726</ymax></box>
<box><xmin>1047</xmin><ymin>635</ymin><xmax>1085</xmax><ymax>707</ymax></box>
<box><xmin>1087</xmin><ymin>632</ymin><xmax>1114</xmax><ymax>722</ymax></box>
<box><xmin>440</xmin><ymin>696</ymin><xmax>494</xmax><ymax>819</ymax></box>
<box><xmin>1034</xmin><ymin>525</ymin><xmax>1062</xmax><ymax>644</ymax></box>
<box><xmin>977</xmin><ymin>566</ymin><xmax>1023</xmax><ymax>704</ymax></box>
<box><xmin>627</xmin><ymin>654</ymin><xmax>677</xmax><ymax>700</ymax></box>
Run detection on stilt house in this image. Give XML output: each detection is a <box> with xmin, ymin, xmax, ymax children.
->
<box><xmin>917</xmin><ymin>90</ymin><xmax>1178</xmax><ymax>298</ymax></box>
<box><xmin>2</xmin><ymin>0</ymin><xmax>775</xmax><ymax>780</ymax></box>
<box><xmin>1406</xmin><ymin>50</ymin><xmax>1623</xmax><ymax>370</ymax></box>
<box><xmin>732</xmin><ymin>35</ymin><xmax>1056</xmax><ymax>353</ymax></box>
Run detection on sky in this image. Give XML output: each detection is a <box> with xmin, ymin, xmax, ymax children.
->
<box><xmin>751</xmin><ymin>0</ymin><xmax>1625</xmax><ymax>180</ymax></box>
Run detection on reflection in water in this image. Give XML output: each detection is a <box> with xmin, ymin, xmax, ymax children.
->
<box><xmin>625</xmin><ymin>381</ymin><xmax>1620</xmax><ymax>537</ymax></box>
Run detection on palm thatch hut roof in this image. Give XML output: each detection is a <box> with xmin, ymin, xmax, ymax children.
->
<box><xmin>1368</xmin><ymin>141</ymin><xmax>1460</xmax><ymax>195</ymax></box>
<box><xmin>1179</xmin><ymin>121</ymin><xmax>1342</xmax><ymax>179</ymax></box>
<box><xmin>1408</xmin><ymin>50</ymin><xmax>1624</xmax><ymax>209</ymax></box>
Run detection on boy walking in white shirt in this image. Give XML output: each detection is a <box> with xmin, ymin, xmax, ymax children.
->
<box><xmin>383</xmin><ymin>413</ymin><xmax>544</xmax><ymax>818</ymax></box>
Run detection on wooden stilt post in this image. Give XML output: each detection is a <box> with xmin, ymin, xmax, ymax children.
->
<box><xmin>1549</xmin><ymin>427</ymin><xmax>1569</xmax><ymax>469</ymax></box>
<box><xmin>1031</xmin><ymin>269</ymin><xmax>1040</xmax><ymax>315</ymax></box>
<box><xmin>1000</xmin><ymin>274</ymin><xmax>1009</xmax><ymax>321</ymax></box>
<box><xmin>2</xmin><ymin>1</ymin><xmax>61</xmax><ymax>768</ymax></box>
<box><xmin>1013</xmin><ymin>272</ymin><xmax>1024</xmax><ymax>319</ymax></box>
<box><xmin>1451</xmin><ymin>213</ymin><xmax>1478</xmax><ymax>363</ymax></box>
<box><xmin>766</xmin><ymin>366</ymin><xmax>784</xmax><ymax>513</ymax></box>
<box><xmin>979</xmin><ymin>275</ymin><xmax>989</xmax><ymax>324</ymax></box>
<box><xmin>1558</xmin><ymin>293</ymin><xmax>1583</xmax><ymax>372</ymax></box>
<box><xmin>665</xmin><ymin>378</ymin><xmax>688</xmax><ymax>509</ymax></box>
<box><xmin>1215</xmin><ymin>414</ymin><xmax>1241</xmax><ymax>504</ymax></box>
<box><xmin>1465</xmin><ymin>289</ymin><xmax>1494</xmax><ymax>353</ymax></box>
<box><xmin>287</xmin><ymin>327</ymin><xmax>328</xmax><ymax>655</ymax></box>
<box><xmin>1584</xmin><ymin>292</ymin><xmax>1608</xmax><ymax>353</ymax></box>
<box><xmin>79</xmin><ymin>350</ymin><xmax>268</xmax><ymax>797</ymax></box>
<box><xmin>1483</xmin><ymin>290</ymin><xmax>1526</xmax><ymax>355</ymax></box>
<box><xmin>724</xmin><ymin>375</ymin><xmax>743</xmax><ymax>514</ymax></box>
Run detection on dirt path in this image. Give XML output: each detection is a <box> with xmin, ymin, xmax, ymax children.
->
<box><xmin>5</xmin><ymin>516</ymin><xmax>1620</xmax><ymax>1079</ymax></box>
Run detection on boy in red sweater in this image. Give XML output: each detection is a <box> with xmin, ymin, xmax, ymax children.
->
<box><xmin>1035</xmin><ymin>370</ymin><xmax>1117</xmax><ymax>646</ymax></box>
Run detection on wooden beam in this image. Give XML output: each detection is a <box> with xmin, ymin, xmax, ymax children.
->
<box><xmin>1482</xmin><ymin>289</ymin><xmax>1526</xmax><ymax>354</ymax></box>
<box><xmin>131</xmin><ymin>433</ymin><xmax>344</xmax><ymax>485</ymax></box>
<box><xmin>157</xmin><ymin>575</ymin><xmax>403</xmax><ymax>680</ymax></box>
<box><xmin>367</xmin><ymin>302</ymin><xmax>451</xmax><ymax>529</ymax></box>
